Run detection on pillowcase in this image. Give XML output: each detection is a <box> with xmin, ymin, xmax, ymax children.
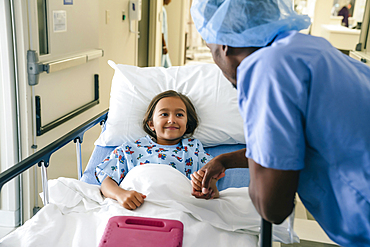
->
<box><xmin>94</xmin><ymin>61</ymin><xmax>245</xmax><ymax>147</ymax></box>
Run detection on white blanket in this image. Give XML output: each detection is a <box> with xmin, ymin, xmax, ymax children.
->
<box><xmin>0</xmin><ymin>164</ymin><xmax>298</xmax><ymax>246</ymax></box>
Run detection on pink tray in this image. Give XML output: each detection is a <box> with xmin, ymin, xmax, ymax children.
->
<box><xmin>99</xmin><ymin>216</ymin><xmax>184</xmax><ymax>247</ymax></box>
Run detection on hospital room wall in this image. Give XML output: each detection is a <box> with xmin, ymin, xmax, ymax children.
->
<box><xmin>310</xmin><ymin>0</ymin><xmax>335</xmax><ymax>36</ymax></box>
<box><xmin>165</xmin><ymin>0</ymin><xmax>188</xmax><ymax>66</ymax></box>
<box><xmin>0</xmin><ymin>0</ymin><xmax>142</xmax><ymax>224</ymax></box>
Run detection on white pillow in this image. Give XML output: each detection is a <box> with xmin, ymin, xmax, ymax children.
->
<box><xmin>94</xmin><ymin>61</ymin><xmax>245</xmax><ymax>147</ymax></box>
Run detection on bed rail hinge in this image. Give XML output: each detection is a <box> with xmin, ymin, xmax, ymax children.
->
<box><xmin>33</xmin><ymin>207</ymin><xmax>41</xmax><ymax>216</ymax></box>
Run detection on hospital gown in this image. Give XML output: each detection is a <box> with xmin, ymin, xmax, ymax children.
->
<box><xmin>95</xmin><ymin>136</ymin><xmax>212</xmax><ymax>185</ymax></box>
<box><xmin>237</xmin><ymin>31</ymin><xmax>370</xmax><ymax>246</ymax></box>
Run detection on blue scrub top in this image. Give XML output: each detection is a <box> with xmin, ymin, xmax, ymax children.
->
<box><xmin>237</xmin><ymin>31</ymin><xmax>370</xmax><ymax>246</ymax></box>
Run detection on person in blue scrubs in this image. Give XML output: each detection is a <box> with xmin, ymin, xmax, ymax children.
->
<box><xmin>161</xmin><ymin>0</ymin><xmax>172</xmax><ymax>68</ymax></box>
<box><xmin>189</xmin><ymin>0</ymin><xmax>370</xmax><ymax>246</ymax></box>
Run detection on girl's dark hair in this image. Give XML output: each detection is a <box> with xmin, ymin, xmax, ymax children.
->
<box><xmin>142</xmin><ymin>90</ymin><xmax>199</xmax><ymax>139</ymax></box>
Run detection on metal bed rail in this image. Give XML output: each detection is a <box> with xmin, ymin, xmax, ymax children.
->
<box><xmin>0</xmin><ymin>109</ymin><xmax>108</xmax><ymax>194</ymax></box>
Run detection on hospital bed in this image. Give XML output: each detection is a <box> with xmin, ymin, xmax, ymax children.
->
<box><xmin>0</xmin><ymin>62</ymin><xmax>296</xmax><ymax>246</ymax></box>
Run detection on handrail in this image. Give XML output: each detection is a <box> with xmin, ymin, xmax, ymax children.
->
<box><xmin>0</xmin><ymin>109</ymin><xmax>108</xmax><ymax>193</ymax></box>
<box><xmin>36</xmin><ymin>74</ymin><xmax>100</xmax><ymax>136</ymax></box>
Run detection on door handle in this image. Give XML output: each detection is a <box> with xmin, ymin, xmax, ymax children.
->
<box><xmin>27</xmin><ymin>49</ymin><xmax>103</xmax><ymax>86</ymax></box>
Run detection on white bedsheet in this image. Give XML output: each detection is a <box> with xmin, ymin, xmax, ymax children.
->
<box><xmin>0</xmin><ymin>164</ymin><xmax>298</xmax><ymax>247</ymax></box>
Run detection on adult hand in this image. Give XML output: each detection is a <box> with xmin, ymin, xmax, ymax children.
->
<box><xmin>191</xmin><ymin>170</ymin><xmax>223</xmax><ymax>199</ymax></box>
<box><xmin>116</xmin><ymin>190</ymin><xmax>146</xmax><ymax>210</ymax></box>
<box><xmin>191</xmin><ymin>170</ymin><xmax>214</xmax><ymax>199</ymax></box>
<box><xmin>191</xmin><ymin>158</ymin><xmax>226</xmax><ymax>198</ymax></box>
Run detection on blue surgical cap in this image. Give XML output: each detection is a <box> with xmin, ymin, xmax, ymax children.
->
<box><xmin>191</xmin><ymin>0</ymin><xmax>311</xmax><ymax>47</ymax></box>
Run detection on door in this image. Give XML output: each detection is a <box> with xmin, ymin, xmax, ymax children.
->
<box><xmin>21</xmin><ymin>0</ymin><xmax>106</xmax><ymax>221</ymax></box>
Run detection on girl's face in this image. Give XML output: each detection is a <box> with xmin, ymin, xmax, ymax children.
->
<box><xmin>148</xmin><ymin>96</ymin><xmax>188</xmax><ymax>145</ymax></box>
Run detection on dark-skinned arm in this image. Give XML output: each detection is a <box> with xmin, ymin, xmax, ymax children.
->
<box><xmin>248</xmin><ymin>158</ymin><xmax>299</xmax><ymax>224</ymax></box>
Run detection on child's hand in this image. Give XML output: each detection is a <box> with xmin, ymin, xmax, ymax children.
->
<box><xmin>191</xmin><ymin>170</ymin><xmax>218</xmax><ymax>199</ymax></box>
<box><xmin>116</xmin><ymin>190</ymin><xmax>146</xmax><ymax>210</ymax></box>
<box><xmin>191</xmin><ymin>170</ymin><xmax>205</xmax><ymax>192</ymax></box>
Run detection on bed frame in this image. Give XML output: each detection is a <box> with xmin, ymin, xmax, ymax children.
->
<box><xmin>0</xmin><ymin>110</ymin><xmax>108</xmax><ymax>203</ymax></box>
<box><xmin>0</xmin><ymin>110</ymin><xmax>272</xmax><ymax>246</ymax></box>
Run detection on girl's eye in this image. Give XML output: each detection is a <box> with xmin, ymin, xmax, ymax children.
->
<box><xmin>160</xmin><ymin>113</ymin><xmax>168</xmax><ymax>117</ymax></box>
<box><xmin>176</xmin><ymin>113</ymin><xmax>184</xmax><ymax>117</ymax></box>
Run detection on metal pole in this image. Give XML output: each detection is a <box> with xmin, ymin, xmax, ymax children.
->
<box><xmin>260</xmin><ymin>218</ymin><xmax>272</xmax><ymax>247</ymax></box>
<box><xmin>75</xmin><ymin>138</ymin><xmax>82</xmax><ymax>179</ymax></box>
<box><xmin>40</xmin><ymin>161</ymin><xmax>49</xmax><ymax>205</ymax></box>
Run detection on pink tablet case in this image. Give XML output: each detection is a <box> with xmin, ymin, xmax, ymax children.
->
<box><xmin>98</xmin><ymin>216</ymin><xmax>184</xmax><ymax>247</ymax></box>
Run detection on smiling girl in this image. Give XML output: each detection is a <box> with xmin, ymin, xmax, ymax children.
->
<box><xmin>95</xmin><ymin>90</ymin><xmax>220</xmax><ymax>210</ymax></box>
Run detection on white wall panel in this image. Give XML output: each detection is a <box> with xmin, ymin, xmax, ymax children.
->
<box><xmin>0</xmin><ymin>0</ymin><xmax>20</xmax><ymax>227</ymax></box>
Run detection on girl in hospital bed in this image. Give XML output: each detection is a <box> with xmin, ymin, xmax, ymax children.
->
<box><xmin>95</xmin><ymin>90</ymin><xmax>219</xmax><ymax>210</ymax></box>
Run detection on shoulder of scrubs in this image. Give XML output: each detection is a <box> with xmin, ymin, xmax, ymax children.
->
<box><xmin>237</xmin><ymin>31</ymin><xmax>316</xmax><ymax>170</ymax></box>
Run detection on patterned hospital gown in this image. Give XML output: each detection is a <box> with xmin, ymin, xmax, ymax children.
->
<box><xmin>95</xmin><ymin>136</ymin><xmax>213</xmax><ymax>185</ymax></box>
